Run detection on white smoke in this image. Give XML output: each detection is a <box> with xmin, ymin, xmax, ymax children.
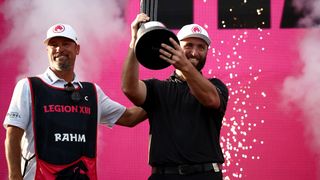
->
<box><xmin>0</xmin><ymin>0</ymin><xmax>129</xmax><ymax>81</ymax></box>
<box><xmin>281</xmin><ymin>27</ymin><xmax>320</xmax><ymax>179</ymax></box>
<box><xmin>282</xmin><ymin>1</ymin><xmax>320</xmax><ymax>177</ymax></box>
<box><xmin>293</xmin><ymin>0</ymin><xmax>320</xmax><ymax>27</ymax></box>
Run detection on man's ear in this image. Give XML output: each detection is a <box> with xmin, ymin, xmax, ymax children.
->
<box><xmin>76</xmin><ymin>45</ymin><xmax>80</xmax><ymax>55</ymax></box>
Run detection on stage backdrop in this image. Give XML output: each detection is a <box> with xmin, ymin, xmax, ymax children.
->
<box><xmin>0</xmin><ymin>0</ymin><xmax>319</xmax><ymax>179</ymax></box>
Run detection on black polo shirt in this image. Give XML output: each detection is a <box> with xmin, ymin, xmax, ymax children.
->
<box><xmin>142</xmin><ymin>75</ymin><xmax>228</xmax><ymax>166</ymax></box>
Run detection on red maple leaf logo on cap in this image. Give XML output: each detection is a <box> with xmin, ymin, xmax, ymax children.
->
<box><xmin>191</xmin><ymin>26</ymin><xmax>201</xmax><ymax>33</ymax></box>
<box><xmin>53</xmin><ymin>25</ymin><xmax>65</xmax><ymax>33</ymax></box>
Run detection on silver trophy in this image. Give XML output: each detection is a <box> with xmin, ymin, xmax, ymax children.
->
<box><xmin>134</xmin><ymin>0</ymin><xmax>179</xmax><ymax>70</ymax></box>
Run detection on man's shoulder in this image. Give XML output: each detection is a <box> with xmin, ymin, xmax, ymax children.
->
<box><xmin>80</xmin><ymin>81</ymin><xmax>95</xmax><ymax>86</ymax></box>
<box><xmin>208</xmin><ymin>78</ymin><xmax>229</xmax><ymax>95</ymax></box>
<box><xmin>13</xmin><ymin>77</ymin><xmax>31</xmax><ymax>90</ymax></box>
<box><xmin>208</xmin><ymin>78</ymin><xmax>226</xmax><ymax>86</ymax></box>
<box><xmin>142</xmin><ymin>78</ymin><xmax>163</xmax><ymax>84</ymax></box>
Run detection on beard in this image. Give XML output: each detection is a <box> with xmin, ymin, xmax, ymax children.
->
<box><xmin>187</xmin><ymin>54</ymin><xmax>207</xmax><ymax>71</ymax></box>
<box><xmin>56</xmin><ymin>62</ymin><xmax>71</xmax><ymax>71</ymax></box>
<box><xmin>52</xmin><ymin>55</ymin><xmax>72</xmax><ymax>71</ymax></box>
<box><xmin>195</xmin><ymin>56</ymin><xmax>206</xmax><ymax>71</ymax></box>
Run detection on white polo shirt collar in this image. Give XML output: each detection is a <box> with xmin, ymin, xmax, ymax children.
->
<box><xmin>43</xmin><ymin>67</ymin><xmax>83</xmax><ymax>88</ymax></box>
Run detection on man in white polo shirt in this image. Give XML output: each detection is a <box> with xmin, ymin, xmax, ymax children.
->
<box><xmin>4</xmin><ymin>23</ymin><xmax>147</xmax><ymax>180</ymax></box>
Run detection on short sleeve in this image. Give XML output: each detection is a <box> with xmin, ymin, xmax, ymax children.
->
<box><xmin>95</xmin><ymin>84</ymin><xmax>126</xmax><ymax>127</ymax></box>
<box><xmin>3</xmin><ymin>78</ymin><xmax>32</xmax><ymax>130</ymax></box>
<box><xmin>210</xmin><ymin>78</ymin><xmax>229</xmax><ymax>113</ymax></box>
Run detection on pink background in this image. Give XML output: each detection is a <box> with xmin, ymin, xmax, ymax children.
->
<box><xmin>0</xmin><ymin>0</ymin><xmax>319</xmax><ymax>179</ymax></box>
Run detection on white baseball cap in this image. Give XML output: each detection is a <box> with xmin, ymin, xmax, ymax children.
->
<box><xmin>44</xmin><ymin>23</ymin><xmax>79</xmax><ymax>44</ymax></box>
<box><xmin>177</xmin><ymin>24</ymin><xmax>211</xmax><ymax>45</ymax></box>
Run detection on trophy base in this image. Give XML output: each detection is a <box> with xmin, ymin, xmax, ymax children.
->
<box><xmin>135</xmin><ymin>21</ymin><xmax>179</xmax><ymax>70</ymax></box>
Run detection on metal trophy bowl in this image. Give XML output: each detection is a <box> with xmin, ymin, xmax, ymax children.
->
<box><xmin>134</xmin><ymin>21</ymin><xmax>180</xmax><ymax>70</ymax></box>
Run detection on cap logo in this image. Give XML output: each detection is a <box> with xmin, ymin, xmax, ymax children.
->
<box><xmin>52</xmin><ymin>25</ymin><xmax>65</xmax><ymax>33</ymax></box>
<box><xmin>191</xmin><ymin>26</ymin><xmax>202</xmax><ymax>34</ymax></box>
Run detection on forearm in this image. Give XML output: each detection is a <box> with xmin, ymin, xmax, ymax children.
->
<box><xmin>183</xmin><ymin>66</ymin><xmax>220</xmax><ymax>108</ymax></box>
<box><xmin>116</xmin><ymin>107</ymin><xmax>148</xmax><ymax>127</ymax></box>
<box><xmin>122</xmin><ymin>12</ymin><xmax>145</xmax><ymax>93</ymax></box>
<box><xmin>122</xmin><ymin>13</ymin><xmax>149</xmax><ymax>105</ymax></box>
<box><xmin>5</xmin><ymin>126</ymin><xmax>24</xmax><ymax>180</ymax></box>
